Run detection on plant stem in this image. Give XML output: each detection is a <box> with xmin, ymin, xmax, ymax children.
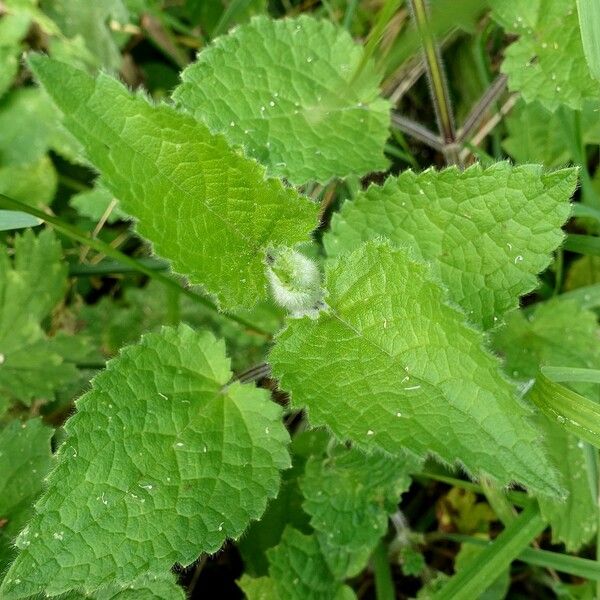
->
<box><xmin>372</xmin><ymin>539</ymin><xmax>395</xmax><ymax>600</ymax></box>
<box><xmin>390</xmin><ymin>113</ymin><xmax>443</xmax><ymax>151</ymax></box>
<box><xmin>456</xmin><ymin>74</ymin><xmax>508</xmax><ymax>145</ymax></box>
<box><xmin>0</xmin><ymin>193</ymin><xmax>270</xmax><ymax>337</ymax></box>
<box><xmin>408</xmin><ymin>0</ymin><xmax>459</xmax><ymax>165</ymax></box>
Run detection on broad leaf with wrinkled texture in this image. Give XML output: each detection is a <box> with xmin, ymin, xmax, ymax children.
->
<box><xmin>240</xmin><ymin>527</ymin><xmax>356</xmax><ymax>600</ymax></box>
<box><xmin>270</xmin><ymin>241</ymin><xmax>564</xmax><ymax>498</ymax></box>
<box><xmin>503</xmin><ymin>100</ymin><xmax>600</xmax><ymax>167</ymax></box>
<box><xmin>301</xmin><ymin>444</ymin><xmax>415</xmax><ymax>577</ymax></box>
<box><xmin>325</xmin><ymin>164</ymin><xmax>575</xmax><ymax>329</ymax></box>
<box><xmin>493</xmin><ymin>300</ymin><xmax>600</xmax><ymax>551</ymax></box>
<box><xmin>493</xmin><ymin>0</ymin><xmax>600</xmax><ymax>111</ymax></box>
<box><xmin>0</xmin><ymin>326</ymin><xmax>291</xmax><ymax>598</ymax></box>
<box><xmin>174</xmin><ymin>15</ymin><xmax>390</xmax><ymax>185</ymax></box>
<box><xmin>30</xmin><ymin>55</ymin><xmax>318</xmax><ymax>310</ymax></box>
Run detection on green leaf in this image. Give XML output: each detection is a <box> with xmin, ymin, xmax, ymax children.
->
<box><xmin>270</xmin><ymin>241</ymin><xmax>564</xmax><ymax>498</ymax></box>
<box><xmin>173</xmin><ymin>15</ymin><xmax>390</xmax><ymax>185</ymax></box>
<box><xmin>0</xmin><ymin>88</ymin><xmax>59</xmax><ymax>166</ymax></box>
<box><xmin>40</xmin><ymin>0</ymin><xmax>128</xmax><ymax>71</ymax></box>
<box><xmin>0</xmin><ymin>418</ymin><xmax>54</xmax><ymax>572</ymax></box>
<box><xmin>0</xmin><ymin>14</ymin><xmax>30</xmax><ymax>99</ymax></box>
<box><xmin>247</xmin><ymin>527</ymin><xmax>356</xmax><ymax>600</ymax></box>
<box><xmin>494</xmin><ymin>299</ymin><xmax>599</xmax><ymax>550</ymax></box>
<box><xmin>79</xmin><ymin>279</ymin><xmax>282</xmax><ymax>372</ymax></box>
<box><xmin>301</xmin><ymin>444</ymin><xmax>415</xmax><ymax>577</ymax></box>
<box><xmin>502</xmin><ymin>100</ymin><xmax>600</xmax><ymax>166</ymax></box>
<box><xmin>493</xmin><ymin>0</ymin><xmax>600</xmax><ymax>111</ymax></box>
<box><xmin>0</xmin><ymin>156</ymin><xmax>57</xmax><ymax>208</ymax></box>
<box><xmin>577</xmin><ymin>0</ymin><xmax>600</xmax><ymax>80</ymax></box>
<box><xmin>0</xmin><ymin>229</ymin><xmax>77</xmax><ymax>406</ymax></box>
<box><xmin>238</xmin><ymin>575</ymin><xmax>278</xmax><ymax>600</ymax></box>
<box><xmin>324</xmin><ymin>163</ymin><xmax>575</xmax><ymax>329</ymax></box>
<box><xmin>0</xmin><ymin>325</ymin><xmax>290</xmax><ymax>598</ymax></box>
<box><xmin>237</xmin><ymin>429</ymin><xmax>322</xmax><ymax>576</ymax></box>
<box><xmin>29</xmin><ymin>55</ymin><xmax>318</xmax><ymax>310</ymax></box>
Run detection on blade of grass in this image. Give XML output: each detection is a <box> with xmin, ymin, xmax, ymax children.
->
<box><xmin>572</xmin><ymin>203</ymin><xmax>600</xmax><ymax>223</ymax></box>
<box><xmin>431</xmin><ymin>503</ymin><xmax>546</xmax><ymax>600</ymax></box>
<box><xmin>577</xmin><ymin>0</ymin><xmax>600</xmax><ymax>81</ymax></box>
<box><xmin>0</xmin><ymin>193</ymin><xmax>270</xmax><ymax>337</ymax></box>
<box><xmin>343</xmin><ymin>0</ymin><xmax>360</xmax><ymax>30</ymax></box>
<box><xmin>0</xmin><ymin>210</ymin><xmax>42</xmax><ymax>231</ymax></box>
<box><xmin>431</xmin><ymin>533</ymin><xmax>600</xmax><ymax>581</ymax></box>
<box><xmin>212</xmin><ymin>0</ymin><xmax>256</xmax><ymax>38</ymax></box>
<box><xmin>414</xmin><ymin>471</ymin><xmax>529</xmax><ymax>507</ymax></box>
<box><xmin>352</xmin><ymin>0</ymin><xmax>402</xmax><ymax>84</ymax></box>
<box><xmin>564</xmin><ymin>233</ymin><xmax>600</xmax><ymax>256</ymax></box>
<box><xmin>68</xmin><ymin>257</ymin><xmax>170</xmax><ymax>276</ymax></box>
<box><xmin>480</xmin><ymin>478</ymin><xmax>517</xmax><ymax>526</ymax></box>
<box><xmin>542</xmin><ymin>367</ymin><xmax>600</xmax><ymax>385</ymax></box>
<box><xmin>530</xmin><ymin>370</ymin><xmax>600</xmax><ymax>449</ymax></box>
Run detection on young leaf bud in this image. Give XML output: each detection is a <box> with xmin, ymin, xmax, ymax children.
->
<box><xmin>266</xmin><ymin>247</ymin><xmax>323</xmax><ymax>317</ymax></box>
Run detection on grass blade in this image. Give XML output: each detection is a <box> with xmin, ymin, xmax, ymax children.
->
<box><xmin>0</xmin><ymin>209</ymin><xmax>42</xmax><ymax>231</ymax></box>
<box><xmin>530</xmin><ymin>370</ymin><xmax>600</xmax><ymax>449</ymax></box>
<box><xmin>564</xmin><ymin>234</ymin><xmax>600</xmax><ymax>256</ymax></box>
<box><xmin>432</xmin><ymin>503</ymin><xmax>546</xmax><ymax>600</ymax></box>
<box><xmin>542</xmin><ymin>366</ymin><xmax>600</xmax><ymax>385</ymax></box>
<box><xmin>577</xmin><ymin>0</ymin><xmax>600</xmax><ymax>80</ymax></box>
<box><xmin>436</xmin><ymin>533</ymin><xmax>600</xmax><ymax>581</ymax></box>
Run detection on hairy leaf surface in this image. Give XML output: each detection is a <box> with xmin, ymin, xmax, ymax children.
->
<box><xmin>325</xmin><ymin>164</ymin><xmax>575</xmax><ymax>329</ymax></box>
<box><xmin>174</xmin><ymin>15</ymin><xmax>390</xmax><ymax>185</ymax></box>
<box><xmin>493</xmin><ymin>0</ymin><xmax>599</xmax><ymax>111</ymax></box>
<box><xmin>1</xmin><ymin>325</ymin><xmax>290</xmax><ymax>598</ymax></box>
<box><xmin>29</xmin><ymin>55</ymin><xmax>318</xmax><ymax>310</ymax></box>
<box><xmin>241</xmin><ymin>527</ymin><xmax>356</xmax><ymax>600</ymax></box>
<box><xmin>301</xmin><ymin>445</ymin><xmax>415</xmax><ymax>577</ymax></box>
<box><xmin>494</xmin><ymin>300</ymin><xmax>600</xmax><ymax>550</ymax></box>
<box><xmin>270</xmin><ymin>241</ymin><xmax>563</xmax><ymax>498</ymax></box>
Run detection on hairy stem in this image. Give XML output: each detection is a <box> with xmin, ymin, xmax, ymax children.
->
<box><xmin>408</xmin><ymin>0</ymin><xmax>458</xmax><ymax>165</ymax></box>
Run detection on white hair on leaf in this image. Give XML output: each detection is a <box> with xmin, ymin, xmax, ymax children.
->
<box><xmin>266</xmin><ymin>247</ymin><xmax>323</xmax><ymax>317</ymax></box>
